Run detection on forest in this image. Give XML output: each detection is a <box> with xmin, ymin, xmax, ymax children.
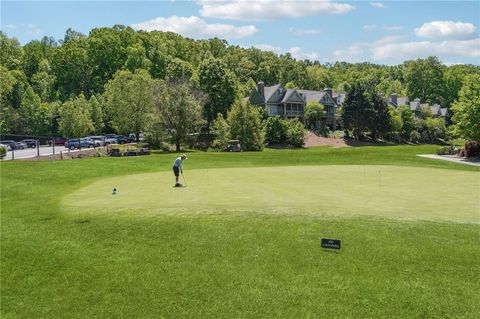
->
<box><xmin>1</xmin><ymin>25</ymin><xmax>479</xmax><ymax>146</ymax></box>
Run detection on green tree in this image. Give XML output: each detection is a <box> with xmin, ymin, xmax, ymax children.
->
<box><xmin>89</xmin><ymin>95</ymin><xmax>104</xmax><ymax>134</ymax></box>
<box><xmin>104</xmin><ymin>69</ymin><xmax>154</xmax><ymax>138</ymax></box>
<box><xmin>304</xmin><ymin>102</ymin><xmax>325</xmax><ymax>130</ymax></box>
<box><xmin>451</xmin><ymin>74</ymin><xmax>480</xmax><ymax>141</ymax></box>
<box><xmin>397</xmin><ymin>105</ymin><xmax>416</xmax><ymax>141</ymax></box>
<box><xmin>368</xmin><ymin>86</ymin><xmax>391</xmax><ymax>140</ymax></box>
<box><xmin>265</xmin><ymin>116</ymin><xmax>288</xmax><ymax>144</ymax></box>
<box><xmin>18</xmin><ymin>86</ymin><xmax>49</xmax><ymax>135</ymax></box>
<box><xmin>403</xmin><ymin>56</ymin><xmax>445</xmax><ymax>104</ymax></box>
<box><xmin>152</xmin><ymin>80</ymin><xmax>205</xmax><ymax>151</ymax></box>
<box><xmin>388</xmin><ymin>106</ymin><xmax>403</xmax><ymax>140</ymax></box>
<box><xmin>198</xmin><ymin>57</ymin><xmax>238</xmax><ymax>125</ymax></box>
<box><xmin>52</xmin><ymin>39</ymin><xmax>90</xmax><ymax>99</ymax></box>
<box><xmin>0</xmin><ymin>32</ymin><xmax>23</xmax><ymax>70</ymax></box>
<box><xmin>211</xmin><ymin>113</ymin><xmax>231</xmax><ymax>150</ymax></box>
<box><xmin>31</xmin><ymin>59</ymin><xmax>55</xmax><ymax>101</ymax></box>
<box><xmin>124</xmin><ymin>43</ymin><xmax>151</xmax><ymax>72</ymax></box>
<box><xmin>165</xmin><ymin>57</ymin><xmax>193</xmax><ymax>80</ymax></box>
<box><xmin>58</xmin><ymin>94</ymin><xmax>94</xmax><ymax>137</ymax></box>
<box><xmin>227</xmin><ymin>99</ymin><xmax>265</xmax><ymax>151</ymax></box>
<box><xmin>342</xmin><ymin>81</ymin><xmax>372</xmax><ymax>140</ymax></box>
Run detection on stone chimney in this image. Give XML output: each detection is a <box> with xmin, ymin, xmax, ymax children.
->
<box><xmin>257</xmin><ymin>81</ymin><xmax>265</xmax><ymax>98</ymax></box>
<box><xmin>390</xmin><ymin>93</ymin><xmax>398</xmax><ymax>105</ymax></box>
<box><xmin>324</xmin><ymin>88</ymin><xmax>333</xmax><ymax>98</ymax></box>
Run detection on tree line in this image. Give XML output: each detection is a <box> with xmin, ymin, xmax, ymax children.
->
<box><xmin>1</xmin><ymin>26</ymin><xmax>479</xmax><ymax>147</ymax></box>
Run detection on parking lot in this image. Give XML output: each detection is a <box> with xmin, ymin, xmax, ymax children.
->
<box><xmin>4</xmin><ymin>145</ymin><xmax>83</xmax><ymax>160</ymax></box>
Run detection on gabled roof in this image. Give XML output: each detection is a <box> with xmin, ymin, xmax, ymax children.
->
<box><xmin>264</xmin><ymin>84</ymin><xmax>283</xmax><ymax>103</ymax></box>
<box><xmin>410</xmin><ymin>99</ymin><xmax>421</xmax><ymax>111</ymax></box>
<box><xmin>281</xmin><ymin>89</ymin><xmax>304</xmax><ymax>103</ymax></box>
<box><xmin>397</xmin><ymin>96</ymin><xmax>409</xmax><ymax>106</ymax></box>
<box><xmin>430</xmin><ymin>104</ymin><xmax>441</xmax><ymax>116</ymax></box>
<box><xmin>440</xmin><ymin>108</ymin><xmax>449</xmax><ymax>117</ymax></box>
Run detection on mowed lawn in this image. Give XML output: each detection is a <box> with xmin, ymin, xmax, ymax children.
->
<box><xmin>1</xmin><ymin>145</ymin><xmax>479</xmax><ymax>318</ymax></box>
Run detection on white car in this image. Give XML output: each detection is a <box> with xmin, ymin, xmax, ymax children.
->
<box><xmin>0</xmin><ymin>143</ymin><xmax>12</xmax><ymax>151</ymax></box>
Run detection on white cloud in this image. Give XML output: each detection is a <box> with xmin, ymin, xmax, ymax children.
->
<box><xmin>289</xmin><ymin>27</ymin><xmax>321</xmax><ymax>36</ymax></box>
<box><xmin>370</xmin><ymin>2</ymin><xmax>385</xmax><ymax>9</ymax></box>
<box><xmin>382</xmin><ymin>25</ymin><xmax>403</xmax><ymax>31</ymax></box>
<box><xmin>131</xmin><ymin>16</ymin><xmax>258</xmax><ymax>39</ymax></box>
<box><xmin>363</xmin><ymin>24</ymin><xmax>377</xmax><ymax>32</ymax></box>
<box><xmin>414</xmin><ymin>21</ymin><xmax>477</xmax><ymax>39</ymax></box>
<box><xmin>3</xmin><ymin>24</ymin><xmax>16</xmax><ymax>29</ymax></box>
<box><xmin>198</xmin><ymin>0</ymin><xmax>354</xmax><ymax>21</ymax></box>
<box><xmin>371</xmin><ymin>38</ymin><xmax>480</xmax><ymax>60</ymax></box>
<box><xmin>333</xmin><ymin>45</ymin><xmax>364</xmax><ymax>62</ymax></box>
<box><xmin>252</xmin><ymin>44</ymin><xmax>319</xmax><ymax>60</ymax></box>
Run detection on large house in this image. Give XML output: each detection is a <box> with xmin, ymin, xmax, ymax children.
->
<box><xmin>247</xmin><ymin>82</ymin><xmax>342</xmax><ymax>130</ymax></box>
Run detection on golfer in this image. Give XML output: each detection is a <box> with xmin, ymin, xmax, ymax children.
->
<box><xmin>173</xmin><ymin>154</ymin><xmax>187</xmax><ymax>187</ymax></box>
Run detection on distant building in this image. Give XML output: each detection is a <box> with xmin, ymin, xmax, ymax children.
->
<box><xmin>388</xmin><ymin>93</ymin><xmax>450</xmax><ymax>124</ymax></box>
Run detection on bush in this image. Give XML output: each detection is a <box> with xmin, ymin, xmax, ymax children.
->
<box><xmin>462</xmin><ymin>141</ymin><xmax>480</xmax><ymax>158</ymax></box>
<box><xmin>211</xmin><ymin>114</ymin><xmax>231</xmax><ymax>151</ymax></box>
<box><xmin>265</xmin><ymin>116</ymin><xmax>288</xmax><ymax>144</ymax></box>
<box><xmin>227</xmin><ymin>99</ymin><xmax>265</xmax><ymax>151</ymax></box>
<box><xmin>410</xmin><ymin>130</ymin><xmax>421</xmax><ymax>143</ymax></box>
<box><xmin>436</xmin><ymin>145</ymin><xmax>459</xmax><ymax>155</ymax></box>
<box><xmin>305</xmin><ymin>102</ymin><xmax>325</xmax><ymax>130</ymax></box>
<box><xmin>0</xmin><ymin>145</ymin><xmax>6</xmax><ymax>159</ymax></box>
<box><xmin>286</xmin><ymin>119</ymin><xmax>306</xmax><ymax>148</ymax></box>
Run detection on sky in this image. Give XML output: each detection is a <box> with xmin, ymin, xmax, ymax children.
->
<box><xmin>1</xmin><ymin>0</ymin><xmax>479</xmax><ymax>65</ymax></box>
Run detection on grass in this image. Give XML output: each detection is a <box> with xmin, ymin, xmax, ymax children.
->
<box><xmin>1</xmin><ymin>145</ymin><xmax>479</xmax><ymax>318</ymax></box>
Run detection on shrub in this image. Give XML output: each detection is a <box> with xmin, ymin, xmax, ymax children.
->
<box><xmin>286</xmin><ymin>119</ymin><xmax>306</xmax><ymax>148</ymax></box>
<box><xmin>211</xmin><ymin>114</ymin><xmax>231</xmax><ymax>151</ymax></box>
<box><xmin>0</xmin><ymin>145</ymin><xmax>6</xmax><ymax>159</ymax></box>
<box><xmin>227</xmin><ymin>99</ymin><xmax>265</xmax><ymax>151</ymax></box>
<box><xmin>463</xmin><ymin>141</ymin><xmax>480</xmax><ymax>158</ymax></box>
<box><xmin>265</xmin><ymin>116</ymin><xmax>288</xmax><ymax>144</ymax></box>
<box><xmin>410</xmin><ymin>130</ymin><xmax>421</xmax><ymax>143</ymax></box>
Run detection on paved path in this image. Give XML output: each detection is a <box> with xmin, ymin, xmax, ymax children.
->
<box><xmin>417</xmin><ymin>154</ymin><xmax>480</xmax><ymax>166</ymax></box>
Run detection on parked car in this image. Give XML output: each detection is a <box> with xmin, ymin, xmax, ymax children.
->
<box><xmin>0</xmin><ymin>140</ymin><xmax>25</xmax><ymax>150</ymax></box>
<box><xmin>115</xmin><ymin>135</ymin><xmax>128</xmax><ymax>144</ymax></box>
<box><xmin>0</xmin><ymin>143</ymin><xmax>12</xmax><ymax>151</ymax></box>
<box><xmin>48</xmin><ymin>137</ymin><xmax>67</xmax><ymax>146</ymax></box>
<box><xmin>88</xmin><ymin>136</ymin><xmax>105</xmax><ymax>147</ymax></box>
<box><xmin>21</xmin><ymin>139</ymin><xmax>38</xmax><ymax>148</ymax></box>
<box><xmin>65</xmin><ymin>138</ymin><xmax>95</xmax><ymax>150</ymax></box>
<box><xmin>128</xmin><ymin>132</ymin><xmax>144</xmax><ymax>142</ymax></box>
<box><xmin>104</xmin><ymin>134</ymin><xmax>128</xmax><ymax>145</ymax></box>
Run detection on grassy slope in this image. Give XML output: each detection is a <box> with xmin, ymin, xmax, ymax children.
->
<box><xmin>1</xmin><ymin>145</ymin><xmax>479</xmax><ymax>318</ymax></box>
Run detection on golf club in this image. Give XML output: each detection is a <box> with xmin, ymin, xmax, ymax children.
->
<box><xmin>181</xmin><ymin>172</ymin><xmax>187</xmax><ymax>186</ymax></box>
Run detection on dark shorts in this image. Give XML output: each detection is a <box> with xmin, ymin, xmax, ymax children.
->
<box><xmin>173</xmin><ymin>166</ymin><xmax>180</xmax><ymax>177</ymax></box>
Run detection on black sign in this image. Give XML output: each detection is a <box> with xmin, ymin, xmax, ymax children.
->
<box><xmin>321</xmin><ymin>238</ymin><xmax>341</xmax><ymax>250</ymax></box>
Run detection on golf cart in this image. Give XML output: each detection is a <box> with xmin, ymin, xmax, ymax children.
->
<box><xmin>225</xmin><ymin>140</ymin><xmax>242</xmax><ymax>152</ymax></box>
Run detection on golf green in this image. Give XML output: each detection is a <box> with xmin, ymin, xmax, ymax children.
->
<box><xmin>63</xmin><ymin>165</ymin><xmax>479</xmax><ymax>223</ymax></box>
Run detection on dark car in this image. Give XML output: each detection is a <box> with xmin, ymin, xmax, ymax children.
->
<box><xmin>115</xmin><ymin>135</ymin><xmax>128</xmax><ymax>144</ymax></box>
<box><xmin>104</xmin><ymin>134</ymin><xmax>128</xmax><ymax>144</ymax></box>
<box><xmin>65</xmin><ymin>138</ymin><xmax>94</xmax><ymax>150</ymax></box>
<box><xmin>0</xmin><ymin>140</ymin><xmax>25</xmax><ymax>150</ymax></box>
<box><xmin>21</xmin><ymin>139</ymin><xmax>38</xmax><ymax>148</ymax></box>
<box><xmin>48</xmin><ymin>137</ymin><xmax>67</xmax><ymax>146</ymax></box>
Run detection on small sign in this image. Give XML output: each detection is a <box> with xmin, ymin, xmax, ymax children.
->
<box><xmin>321</xmin><ymin>238</ymin><xmax>341</xmax><ymax>250</ymax></box>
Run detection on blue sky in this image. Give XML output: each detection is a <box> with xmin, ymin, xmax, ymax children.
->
<box><xmin>2</xmin><ymin>1</ymin><xmax>479</xmax><ymax>65</ymax></box>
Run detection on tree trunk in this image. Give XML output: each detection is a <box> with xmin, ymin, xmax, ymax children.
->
<box><xmin>175</xmin><ymin>140</ymin><xmax>180</xmax><ymax>152</ymax></box>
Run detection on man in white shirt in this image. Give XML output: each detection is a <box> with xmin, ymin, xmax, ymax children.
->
<box><xmin>173</xmin><ymin>154</ymin><xmax>187</xmax><ymax>187</ymax></box>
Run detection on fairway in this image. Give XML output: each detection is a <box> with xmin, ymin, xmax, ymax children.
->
<box><xmin>63</xmin><ymin>165</ymin><xmax>479</xmax><ymax>222</ymax></box>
